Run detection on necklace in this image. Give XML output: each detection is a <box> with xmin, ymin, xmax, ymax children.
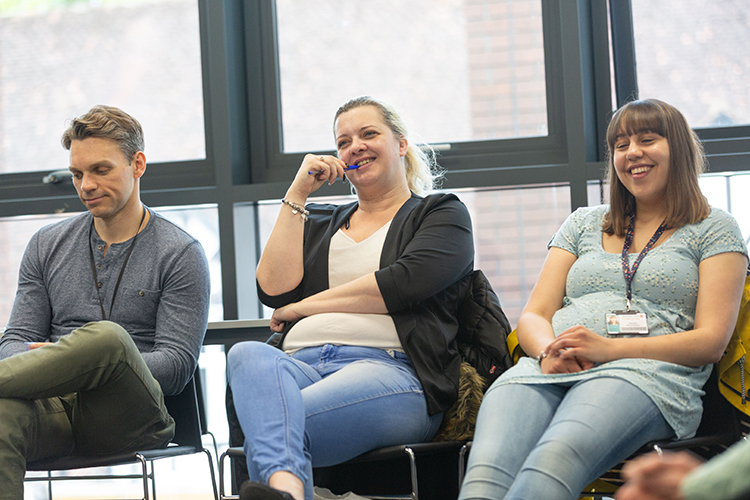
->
<box><xmin>87</xmin><ymin>206</ymin><xmax>147</xmax><ymax>321</ymax></box>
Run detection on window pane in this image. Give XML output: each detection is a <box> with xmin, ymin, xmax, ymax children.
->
<box><xmin>276</xmin><ymin>0</ymin><xmax>547</xmax><ymax>153</ymax></box>
<box><xmin>727</xmin><ymin>174</ymin><xmax>750</xmax><ymax>244</ymax></box>
<box><xmin>631</xmin><ymin>0</ymin><xmax>750</xmax><ymax>128</ymax></box>
<box><xmin>699</xmin><ymin>175</ymin><xmax>728</xmax><ymax>213</ymax></box>
<box><xmin>0</xmin><ymin>0</ymin><xmax>205</xmax><ymax>174</ymax></box>
<box><xmin>254</xmin><ymin>186</ymin><xmax>570</xmax><ymax>326</ymax></box>
<box><xmin>0</xmin><ymin>205</ymin><xmax>222</xmax><ymax>328</ymax></box>
<box><xmin>156</xmin><ymin>204</ymin><xmax>223</xmax><ymax>322</ymax></box>
<box><xmin>0</xmin><ymin>213</ymin><xmax>76</xmax><ymax>326</ymax></box>
<box><xmin>461</xmin><ymin>185</ymin><xmax>570</xmax><ymax>325</ymax></box>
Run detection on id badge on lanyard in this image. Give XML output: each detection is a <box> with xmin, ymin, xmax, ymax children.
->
<box><xmin>609</xmin><ymin>214</ymin><xmax>668</xmax><ymax>337</ymax></box>
<box><xmin>605</xmin><ymin>311</ymin><xmax>649</xmax><ymax>335</ymax></box>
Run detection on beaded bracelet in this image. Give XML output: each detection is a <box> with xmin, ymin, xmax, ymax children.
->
<box><xmin>536</xmin><ymin>350</ymin><xmax>548</xmax><ymax>366</ymax></box>
<box><xmin>281</xmin><ymin>198</ymin><xmax>309</xmax><ymax>221</ymax></box>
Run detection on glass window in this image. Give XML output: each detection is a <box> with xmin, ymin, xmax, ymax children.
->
<box><xmin>0</xmin><ymin>204</ymin><xmax>222</xmax><ymax>328</ymax></box>
<box><xmin>460</xmin><ymin>185</ymin><xmax>570</xmax><ymax>325</ymax></box>
<box><xmin>589</xmin><ymin>173</ymin><xmax>750</xmax><ymax>247</ymax></box>
<box><xmin>275</xmin><ymin>0</ymin><xmax>546</xmax><ymax>153</ymax></box>
<box><xmin>157</xmin><ymin>204</ymin><xmax>223</xmax><ymax>321</ymax></box>
<box><xmin>255</xmin><ymin>186</ymin><xmax>570</xmax><ymax>326</ymax></box>
<box><xmin>0</xmin><ymin>0</ymin><xmax>205</xmax><ymax>174</ymax></box>
<box><xmin>0</xmin><ymin>213</ymin><xmax>77</xmax><ymax>325</ymax></box>
<box><xmin>631</xmin><ymin>0</ymin><xmax>750</xmax><ymax>128</ymax></box>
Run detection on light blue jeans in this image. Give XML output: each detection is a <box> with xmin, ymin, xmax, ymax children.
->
<box><xmin>459</xmin><ymin>377</ymin><xmax>674</xmax><ymax>500</ymax></box>
<box><xmin>226</xmin><ymin>342</ymin><xmax>443</xmax><ymax>500</ymax></box>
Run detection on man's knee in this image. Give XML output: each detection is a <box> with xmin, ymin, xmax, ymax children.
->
<box><xmin>69</xmin><ymin>321</ymin><xmax>134</xmax><ymax>356</ymax></box>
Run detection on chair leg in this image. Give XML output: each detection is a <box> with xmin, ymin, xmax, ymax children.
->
<box><xmin>152</xmin><ymin>460</ymin><xmax>158</xmax><ymax>500</ymax></box>
<box><xmin>205</xmin><ymin>431</ymin><xmax>220</xmax><ymax>470</ymax></box>
<box><xmin>458</xmin><ymin>443</ymin><xmax>471</xmax><ymax>486</ymax></box>
<box><xmin>404</xmin><ymin>447</ymin><xmax>419</xmax><ymax>500</ymax></box>
<box><xmin>136</xmin><ymin>453</ymin><xmax>150</xmax><ymax>500</ymax></box>
<box><xmin>219</xmin><ymin>449</ymin><xmax>239</xmax><ymax>500</ymax></box>
<box><xmin>47</xmin><ymin>470</ymin><xmax>53</xmax><ymax>500</ymax></box>
<box><xmin>203</xmin><ymin>447</ymin><xmax>220</xmax><ymax>500</ymax></box>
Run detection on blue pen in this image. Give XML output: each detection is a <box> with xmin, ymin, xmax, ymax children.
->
<box><xmin>308</xmin><ymin>165</ymin><xmax>360</xmax><ymax>175</ymax></box>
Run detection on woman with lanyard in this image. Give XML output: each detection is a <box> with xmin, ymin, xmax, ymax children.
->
<box><xmin>458</xmin><ymin>99</ymin><xmax>748</xmax><ymax>500</ymax></box>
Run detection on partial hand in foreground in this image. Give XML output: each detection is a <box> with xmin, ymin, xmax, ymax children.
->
<box><xmin>615</xmin><ymin>451</ymin><xmax>702</xmax><ymax>500</ymax></box>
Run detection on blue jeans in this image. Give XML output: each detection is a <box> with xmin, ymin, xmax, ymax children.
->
<box><xmin>459</xmin><ymin>377</ymin><xmax>674</xmax><ymax>500</ymax></box>
<box><xmin>226</xmin><ymin>342</ymin><xmax>443</xmax><ymax>500</ymax></box>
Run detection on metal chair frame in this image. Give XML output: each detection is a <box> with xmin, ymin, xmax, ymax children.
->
<box><xmin>219</xmin><ymin>441</ymin><xmax>466</xmax><ymax>500</ymax></box>
<box><xmin>25</xmin><ymin>373</ymin><xmax>219</xmax><ymax>500</ymax></box>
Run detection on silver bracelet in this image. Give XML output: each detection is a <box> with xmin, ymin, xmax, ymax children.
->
<box><xmin>536</xmin><ymin>350</ymin><xmax>548</xmax><ymax>365</ymax></box>
<box><xmin>281</xmin><ymin>198</ymin><xmax>309</xmax><ymax>221</ymax></box>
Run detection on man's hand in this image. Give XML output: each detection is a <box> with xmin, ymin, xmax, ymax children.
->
<box><xmin>25</xmin><ymin>342</ymin><xmax>53</xmax><ymax>350</ymax></box>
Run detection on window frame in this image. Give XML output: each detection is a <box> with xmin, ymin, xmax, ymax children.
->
<box><xmin>608</xmin><ymin>0</ymin><xmax>750</xmax><ymax>175</ymax></box>
<box><xmin>16</xmin><ymin>0</ymin><xmax>746</xmax><ymax>321</ymax></box>
<box><xmin>244</xmin><ymin>0</ymin><xmax>606</xmax><ymax>197</ymax></box>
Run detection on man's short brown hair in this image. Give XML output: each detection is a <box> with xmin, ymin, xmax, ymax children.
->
<box><xmin>61</xmin><ymin>105</ymin><xmax>144</xmax><ymax>162</ymax></box>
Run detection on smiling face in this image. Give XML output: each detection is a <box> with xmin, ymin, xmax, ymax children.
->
<box><xmin>69</xmin><ymin>137</ymin><xmax>145</xmax><ymax>223</ymax></box>
<box><xmin>334</xmin><ymin>105</ymin><xmax>408</xmax><ymax>192</ymax></box>
<box><xmin>612</xmin><ymin>130</ymin><xmax>671</xmax><ymax>207</ymax></box>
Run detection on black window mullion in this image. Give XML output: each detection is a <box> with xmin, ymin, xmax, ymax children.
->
<box><xmin>608</xmin><ymin>0</ymin><xmax>638</xmax><ymax>106</ymax></box>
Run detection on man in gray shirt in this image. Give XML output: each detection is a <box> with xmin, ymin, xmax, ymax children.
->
<box><xmin>0</xmin><ymin>105</ymin><xmax>211</xmax><ymax>499</ymax></box>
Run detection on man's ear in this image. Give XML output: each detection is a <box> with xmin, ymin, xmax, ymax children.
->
<box><xmin>132</xmin><ymin>151</ymin><xmax>147</xmax><ymax>179</ymax></box>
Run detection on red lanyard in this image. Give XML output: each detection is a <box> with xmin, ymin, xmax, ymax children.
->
<box><xmin>621</xmin><ymin>213</ymin><xmax>667</xmax><ymax>311</ymax></box>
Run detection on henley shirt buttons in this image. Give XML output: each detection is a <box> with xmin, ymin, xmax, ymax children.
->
<box><xmin>97</xmin><ymin>264</ymin><xmax>101</xmax><ymax>269</ymax></box>
<box><xmin>139</xmin><ymin>291</ymin><xmax>145</xmax><ymax>297</ymax></box>
<box><xmin>97</xmin><ymin>282</ymin><xmax>102</xmax><ymax>288</ymax></box>
<box><xmin>97</xmin><ymin>245</ymin><xmax>103</xmax><ymax>250</ymax></box>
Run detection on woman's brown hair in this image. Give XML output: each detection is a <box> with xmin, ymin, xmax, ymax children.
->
<box><xmin>602</xmin><ymin>99</ymin><xmax>709</xmax><ymax>235</ymax></box>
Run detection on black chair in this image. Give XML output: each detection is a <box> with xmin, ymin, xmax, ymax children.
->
<box><xmin>220</xmin><ymin>440</ymin><xmax>467</xmax><ymax>500</ymax></box>
<box><xmin>221</xmin><ymin>363</ymin><xmax>482</xmax><ymax>500</ymax></box>
<box><xmin>456</xmin><ymin>365</ymin><xmax>744</xmax><ymax>499</ymax></box>
<box><xmin>26</xmin><ymin>373</ymin><xmax>219</xmax><ymax>500</ymax></box>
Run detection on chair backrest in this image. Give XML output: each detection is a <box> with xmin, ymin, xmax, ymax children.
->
<box><xmin>695</xmin><ymin>365</ymin><xmax>741</xmax><ymax>439</ymax></box>
<box><xmin>164</xmin><ymin>372</ymin><xmax>204</xmax><ymax>449</ymax></box>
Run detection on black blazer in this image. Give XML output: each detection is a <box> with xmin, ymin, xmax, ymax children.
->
<box><xmin>258</xmin><ymin>193</ymin><xmax>474</xmax><ymax>415</ymax></box>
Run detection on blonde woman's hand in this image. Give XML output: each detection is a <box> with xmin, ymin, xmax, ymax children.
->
<box><xmin>269</xmin><ymin>303</ymin><xmax>305</xmax><ymax>333</ymax></box>
<box><xmin>287</xmin><ymin>154</ymin><xmax>349</xmax><ymax>202</ymax></box>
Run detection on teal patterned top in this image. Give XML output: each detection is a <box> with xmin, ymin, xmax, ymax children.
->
<box><xmin>495</xmin><ymin>205</ymin><xmax>748</xmax><ymax>438</ymax></box>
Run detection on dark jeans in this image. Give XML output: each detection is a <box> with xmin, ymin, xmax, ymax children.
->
<box><xmin>0</xmin><ymin>321</ymin><xmax>174</xmax><ymax>500</ymax></box>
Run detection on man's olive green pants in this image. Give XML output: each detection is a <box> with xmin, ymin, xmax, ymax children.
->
<box><xmin>0</xmin><ymin>321</ymin><xmax>174</xmax><ymax>499</ymax></box>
